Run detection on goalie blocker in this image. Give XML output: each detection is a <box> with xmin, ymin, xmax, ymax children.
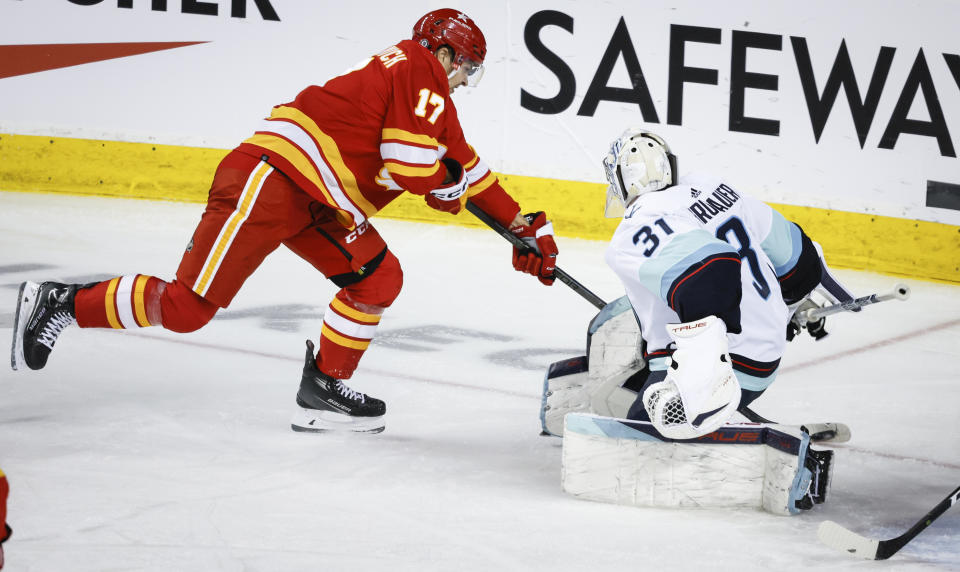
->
<box><xmin>561</xmin><ymin>413</ymin><xmax>833</xmax><ymax>515</ymax></box>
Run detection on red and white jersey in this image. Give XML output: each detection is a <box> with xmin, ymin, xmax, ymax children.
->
<box><xmin>236</xmin><ymin>39</ymin><xmax>518</xmax><ymax>230</ymax></box>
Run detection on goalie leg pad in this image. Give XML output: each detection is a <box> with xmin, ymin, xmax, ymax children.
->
<box><xmin>540</xmin><ymin>356</ymin><xmax>589</xmax><ymax>436</ymax></box>
<box><xmin>561</xmin><ymin>413</ymin><xmax>832</xmax><ymax>516</ymax></box>
<box><xmin>540</xmin><ymin>296</ymin><xmax>645</xmax><ymax>436</ymax></box>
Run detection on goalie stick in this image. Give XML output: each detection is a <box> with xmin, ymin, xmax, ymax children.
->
<box><xmin>798</xmin><ymin>283</ymin><xmax>910</xmax><ymax>323</ymax></box>
<box><xmin>739</xmin><ymin>406</ymin><xmax>851</xmax><ymax>444</ymax></box>
<box><xmin>817</xmin><ymin>484</ymin><xmax>960</xmax><ymax>560</ymax></box>
<box><xmin>466</xmin><ymin>201</ymin><xmax>607</xmax><ymax>310</ymax></box>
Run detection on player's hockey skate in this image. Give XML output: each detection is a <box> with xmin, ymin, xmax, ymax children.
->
<box><xmin>11</xmin><ymin>281</ymin><xmax>79</xmax><ymax>371</ymax></box>
<box><xmin>291</xmin><ymin>340</ymin><xmax>386</xmax><ymax>434</ymax></box>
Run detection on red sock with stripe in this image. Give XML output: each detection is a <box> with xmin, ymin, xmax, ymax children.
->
<box><xmin>75</xmin><ymin>275</ymin><xmax>163</xmax><ymax>329</ymax></box>
<box><xmin>317</xmin><ymin>291</ymin><xmax>384</xmax><ymax>379</ymax></box>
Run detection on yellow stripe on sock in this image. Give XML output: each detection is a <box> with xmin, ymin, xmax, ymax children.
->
<box><xmin>321</xmin><ymin>325</ymin><xmax>371</xmax><ymax>350</ymax></box>
<box><xmin>330</xmin><ymin>298</ymin><xmax>381</xmax><ymax>324</ymax></box>
<box><xmin>104</xmin><ymin>278</ymin><xmax>122</xmax><ymax>329</ymax></box>
<box><xmin>132</xmin><ymin>274</ymin><xmax>151</xmax><ymax>327</ymax></box>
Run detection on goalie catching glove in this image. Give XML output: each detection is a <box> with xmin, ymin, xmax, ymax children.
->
<box><xmin>643</xmin><ymin>315</ymin><xmax>741</xmax><ymax>439</ymax></box>
<box><xmin>510</xmin><ymin>212</ymin><xmax>558</xmax><ymax>285</ymax></box>
<box><xmin>424</xmin><ymin>157</ymin><xmax>469</xmax><ymax>214</ymax></box>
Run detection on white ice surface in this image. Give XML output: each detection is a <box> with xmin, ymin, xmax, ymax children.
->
<box><xmin>0</xmin><ymin>191</ymin><xmax>958</xmax><ymax>571</ymax></box>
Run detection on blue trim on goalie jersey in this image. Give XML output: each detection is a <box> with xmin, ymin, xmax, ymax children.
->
<box><xmin>733</xmin><ymin>370</ymin><xmax>778</xmax><ymax>392</ymax></box>
<box><xmin>762</xmin><ymin>211</ymin><xmax>803</xmax><ymax>276</ymax></box>
<box><xmin>636</xmin><ymin>231</ymin><xmax>738</xmax><ymax>301</ymax></box>
<box><xmin>730</xmin><ymin>352</ymin><xmax>781</xmax><ymax>391</ymax></box>
<box><xmin>647</xmin><ymin>355</ymin><xmax>670</xmax><ymax>371</ymax></box>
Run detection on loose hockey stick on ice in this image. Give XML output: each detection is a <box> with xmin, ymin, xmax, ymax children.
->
<box><xmin>798</xmin><ymin>283</ymin><xmax>910</xmax><ymax>323</ymax></box>
<box><xmin>817</xmin><ymin>484</ymin><xmax>960</xmax><ymax>560</ymax></box>
<box><xmin>738</xmin><ymin>406</ymin><xmax>851</xmax><ymax>443</ymax></box>
<box><xmin>466</xmin><ymin>201</ymin><xmax>607</xmax><ymax>310</ymax></box>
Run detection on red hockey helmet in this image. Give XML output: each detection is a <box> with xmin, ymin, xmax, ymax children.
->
<box><xmin>412</xmin><ymin>9</ymin><xmax>487</xmax><ymax>67</ymax></box>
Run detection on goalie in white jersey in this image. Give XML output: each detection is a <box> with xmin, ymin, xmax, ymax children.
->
<box><xmin>601</xmin><ymin>128</ymin><xmax>854</xmax><ymax>439</ymax></box>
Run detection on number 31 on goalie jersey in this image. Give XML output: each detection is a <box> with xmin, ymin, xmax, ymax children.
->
<box><xmin>414</xmin><ymin>89</ymin><xmax>445</xmax><ymax>124</ymax></box>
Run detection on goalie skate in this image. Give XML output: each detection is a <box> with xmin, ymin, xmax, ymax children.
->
<box><xmin>291</xmin><ymin>340</ymin><xmax>386</xmax><ymax>434</ymax></box>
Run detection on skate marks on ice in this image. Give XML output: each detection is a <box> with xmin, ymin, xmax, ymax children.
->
<box><xmin>218</xmin><ymin>308</ymin><xmax>581</xmax><ymax>373</ymax></box>
<box><xmin>824</xmin><ymin>443</ymin><xmax>960</xmax><ymax>471</ymax></box>
<box><xmin>116</xmin><ymin>328</ymin><xmax>570</xmax><ymax>400</ymax></box>
<box><xmin>0</xmin><ymin>264</ymin><xmax>57</xmax><ymax>276</ymax></box>
<box><xmin>780</xmin><ymin>316</ymin><xmax>960</xmax><ymax>375</ymax></box>
<box><xmin>374</xmin><ymin>325</ymin><xmax>581</xmax><ymax>371</ymax></box>
<box><xmin>213</xmin><ymin>304</ymin><xmax>322</xmax><ymax>332</ymax></box>
<box><xmin>216</xmin><ymin>315</ymin><xmax>580</xmax><ymax>373</ymax></box>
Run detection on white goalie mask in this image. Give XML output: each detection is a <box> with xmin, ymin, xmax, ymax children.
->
<box><xmin>602</xmin><ymin>129</ymin><xmax>678</xmax><ymax>218</ymax></box>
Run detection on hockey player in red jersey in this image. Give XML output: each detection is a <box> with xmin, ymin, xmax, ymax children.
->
<box><xmin>10</xmin><ymin>9</ymin><xmax>559</xmax><ymax>434</ymax></box>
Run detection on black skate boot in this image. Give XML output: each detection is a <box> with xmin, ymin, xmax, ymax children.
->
<box><xmin>11</xmin><ymin>281</ymin><xmax>80</xmax><ymax>371</ymax></box>
<box><xmin>291</xmin><ymin>339</ymin><xmax>386</xmax><ymax>433</ymax></box>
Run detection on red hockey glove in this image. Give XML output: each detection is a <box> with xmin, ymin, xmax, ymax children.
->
<box><xmin>511</xmin><ymin>212</ymin><xmax>558</xmax><ymax>285</ymax></box>
<box><xmin>425</xmin><ymin>157</ymin><xmax>468</xmax><ymax>214</ymax></box>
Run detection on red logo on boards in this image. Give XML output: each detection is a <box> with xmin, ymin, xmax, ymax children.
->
<box><xmin>0</xmin><ymin>42</ymin><xmax>208</xmax><ymax>80</ymax></box>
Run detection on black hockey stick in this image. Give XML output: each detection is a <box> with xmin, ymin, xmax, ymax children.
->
<box><xmin>818</xmin><ymin>484</ymin><xmax>960</xmax><ymax>560</ymax></box>
<box><xmin>466</xmin><ymin>201</ymin><xmax>607</xmax><ymax>310</ymax></box>
<box><xmin>738</xmin><ymin>406</ymin><xmax>850</xmax><ymax>443</ymax></box>
<box><xmin>798</xmin><ymin>283</ymin><xmax>910</xmax><ymax>323</ymax></box>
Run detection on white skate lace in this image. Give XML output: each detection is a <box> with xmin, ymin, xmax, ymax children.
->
<box><xmin>37</xmin><ymin>312</ymin><xmax>75</xmax><ymax>350</ymax></box>
<box><xmin>335</xmin><ymin>380</ymin><xmax>365</xmax><ymax>403</ymax></box>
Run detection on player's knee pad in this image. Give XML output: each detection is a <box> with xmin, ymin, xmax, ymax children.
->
<box><xmin>642</xmin><ymin>315</ymin><xmax>741</xmax><ymax>439</ymax></box>
<box><xmin>159</xmin><ymin>280</ymin><xmax>219</xmax><ymax>333</ymax></box>
<box><xmin>341</xmin><ymin>249</ymin><xmax>403</xmax><ymax>309</ymax></box>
